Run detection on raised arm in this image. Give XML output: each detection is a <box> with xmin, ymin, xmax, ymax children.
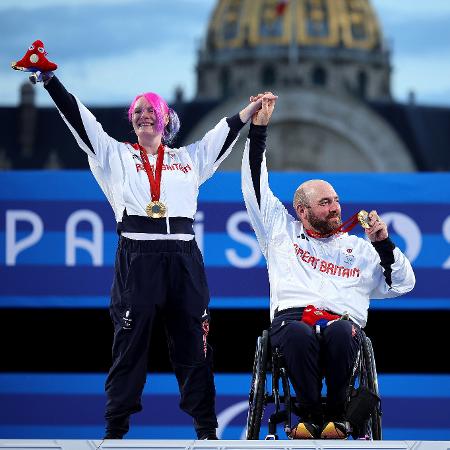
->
<box><xmin>42</xmin><ymin>75</ymin><xmax>120</xmax><ymax>169</ymax></box>
<box><xmin>44</xmin><ymin>75</ymin><xmax>95</xmax><ymax>155</ymax></box>
<box><xmin>246</xmin><ymin>93</ymin><xmax>277</xmax><ymax>207</ymax></box>
<box><xmin>11</xmin><ymin>40</ymin><xmax>119</xmax><ymax>169</ymax></box>
<box><xmin>242</xmin><ymin>93</ymin><xmax>291</xmax><ymax>257</ymax></box>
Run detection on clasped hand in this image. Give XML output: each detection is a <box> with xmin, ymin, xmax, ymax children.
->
<box><xmin>239</xmin><ymin>91</ymin><xmax>278</xmax><ymax>125</ymax></box>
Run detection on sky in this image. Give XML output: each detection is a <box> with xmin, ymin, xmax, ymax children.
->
<box><xmin>1</xmin><ymin>0</ymin><xmax>450</xmax><ymax>108</ymax></box>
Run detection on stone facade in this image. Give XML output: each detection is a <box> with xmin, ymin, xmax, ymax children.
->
<box><xmin>191</xmin><ymin>0</ymin><xmax>412</xmax><ymax>171</ymax></box>
<box><xmin>184</xmin><ymin>88</ymin><xmax>415</xmax><ymax>172</ymax></box>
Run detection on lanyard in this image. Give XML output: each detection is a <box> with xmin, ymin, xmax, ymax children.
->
<box><xmin>137</xmin><ymin>143</ymin><xmax>164</xmax><ymax>202</ymax></box>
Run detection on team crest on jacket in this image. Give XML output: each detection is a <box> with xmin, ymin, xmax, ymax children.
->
<box><xmin>343</xmin><ymin>250</ymin><xmax>355</xmax><ymax>266</ymax></box>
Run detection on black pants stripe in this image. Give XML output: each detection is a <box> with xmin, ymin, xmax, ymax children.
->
<box><xmin>270</xmin><ymin>309</ymin><xmax>361</xmax><ymax>423</ymax></box>
<box><xmin>105</xmin><ymin>237</ymin><xmax>217</xmax><ymax>438</ymax></box>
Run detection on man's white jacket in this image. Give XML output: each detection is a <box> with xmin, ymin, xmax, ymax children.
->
<box><xmin>242</xmin><ymin>133</ymin><xmax>415</xmax><ymax>327</ymax></box>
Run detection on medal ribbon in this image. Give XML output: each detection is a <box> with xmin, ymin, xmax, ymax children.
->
<box><xmin>305</xmin><ymin>212</ymin><xmax>360</xmax><ymax>239</ymax></box>
<box><xmin>137</xmin><ymin>143</ymin><xmax>164</xmax><ymax>202</ymax></box>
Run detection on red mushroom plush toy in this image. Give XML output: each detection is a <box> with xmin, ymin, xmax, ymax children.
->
<box><xmin>11</xmin><ymin>40</ymin><xmax>57</xmax><ymax>83</ymax></box>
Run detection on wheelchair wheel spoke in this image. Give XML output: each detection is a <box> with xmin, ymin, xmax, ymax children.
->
<box><xmin>246</xmin><ymin>330</ymin><xmax>269</xmax><ymax>439</ymax></box>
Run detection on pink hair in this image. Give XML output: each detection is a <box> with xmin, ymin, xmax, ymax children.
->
<box><xmin>128</xmin><ymin>92</ymin><xmax>169</xmax><ymax>135</ymax></box>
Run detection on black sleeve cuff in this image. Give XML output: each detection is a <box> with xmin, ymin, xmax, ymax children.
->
<box><xmin>214</xmin><ymin>114</ymin><xmax>245</xmax><ymax>163</ymax></box>
<box><xmin>372</xmin><ymin>238</ymin><xmax>395</xmax><ymax>286</ymax></box>
<box><xmin>371</xmin><ymin>237</ymin><xmax>396</xmax><ymax>254</ymax></box>
<box><xmin>44</xmin><ymin>75</ymin><xmax>66</xmax><ymax>98</ymax></box>
<box><xmin>249</xmin><ymin>123</ymin><xmax>267</xmax><ymax>157</ymax></box>
<box><xmin>248</xmin><ymin>123</ymin><xmax>267</xmax><ymax>208</ymax></box>
<box><xmin>226</xmin><ymin>113</ymin><xmax>245</xmax><ymax>132</ymax></box>
<box><xmin>249</xmin><ymin>123</ymin><xmax>267</xmax><ymax>140</ymax></box>
<box><xmin>372</xmin><ymin>238</ymin><xmax>396</xmax><ymax>287</ymax></box>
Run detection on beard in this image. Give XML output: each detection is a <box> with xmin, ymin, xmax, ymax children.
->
<box><xmin>307</xmin><ymin>211</ymin><xmax>342</xmax><ymax>235</ymax></box>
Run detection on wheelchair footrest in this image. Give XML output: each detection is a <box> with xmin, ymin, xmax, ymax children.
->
<box><xmin>265</xmin><ymin>434</ymin><xmax>278</xmax><ymax>440</ymax></box>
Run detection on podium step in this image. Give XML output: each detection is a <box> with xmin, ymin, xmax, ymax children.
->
<box><xmin>1</xmin><ymin>440</ymin><xmax>450</xmax><ymax>450</ymax></box>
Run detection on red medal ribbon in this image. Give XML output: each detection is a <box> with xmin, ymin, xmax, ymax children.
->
<box><xmin>136</xmin><ymin>143</ymin><xmax>164</xmax><ymax>202</ymax></box>
<box><xmin>305</xmin><ymin>212</ymin><xmax>360</xmax><ymax>239</ymax></box>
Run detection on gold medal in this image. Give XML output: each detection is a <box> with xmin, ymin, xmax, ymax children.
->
<box><xmin>137</xmin><ymin>143</ymin><xmax>166</xmax><ymax>219</ymax></box>
<box><xmin>357</xmin><ymin>210</ymin><xmax>371</xmax><ymax>229</ymax></box>
<box><xmin>146</xmin><ymin>201</ymin><xmax>166</xmax><ymax>219</ymax></box>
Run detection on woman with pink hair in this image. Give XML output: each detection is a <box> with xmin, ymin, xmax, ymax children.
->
<box><xmin>14</xmin><ymin>41</ymin><xmax>269</xmax><ymax>441</ymax></box>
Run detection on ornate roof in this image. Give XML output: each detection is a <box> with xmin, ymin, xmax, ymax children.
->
<box><xmin>206</xmin><ymin>0</ymin><xmax>383</xmax><ymax>54</ymax></box>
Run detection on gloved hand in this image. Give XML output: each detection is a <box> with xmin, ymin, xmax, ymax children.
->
<box><xmin>301</xmin><ymin>305</ymin><xmax>342</xmax><ymax>330</ymax></box>
<box><xmin>11</xmin><ymin>39</ymin><xmax>57</xmax><ymax>75</ymax></box>
<box><xmin>28</xmin><ymin>71</ymin><xmax>54</xmax><ymax>85</ymax></box>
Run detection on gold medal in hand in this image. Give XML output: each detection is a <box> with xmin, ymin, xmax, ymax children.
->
<box><xmin>357</xmin><ymin>210</ymin><xmax>371</xmax><ymax>229</ymax></box>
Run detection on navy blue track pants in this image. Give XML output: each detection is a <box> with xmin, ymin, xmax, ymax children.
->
<box><xmin>270</xmin><ymin>308</ymin><xmax>361</xmax><ymax>423</ymax></box>
<box><xmin>105</xmin><ymin>237</ymin><xmax>217</xmax><ymax>437</ymax></box>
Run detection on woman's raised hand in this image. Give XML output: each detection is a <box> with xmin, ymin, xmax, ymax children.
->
<box><xmin>239</xmin><ymin>91</ymin><xmax>278</xmax><ymax>123</ymax></box>
<box><xmin>251</xmin><ymin>92</ymin><xmax>277</xmax><ymax>126</ymax></box>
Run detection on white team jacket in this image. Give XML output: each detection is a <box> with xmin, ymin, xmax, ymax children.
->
<box><xmin>242</xmin><ymin>141</ymin><xmax>416</xmax><ymax>327</ymax></box>
<box><xmin>58</xmin><ymin>96</ymin><xmax>238</xmax><ymax>223</ymax></box>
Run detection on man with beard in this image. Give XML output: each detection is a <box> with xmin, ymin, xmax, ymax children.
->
<box><xmin>241</xmin><ymin>94</ymin><xmax>415</xmax><ymax>439</ymax></box>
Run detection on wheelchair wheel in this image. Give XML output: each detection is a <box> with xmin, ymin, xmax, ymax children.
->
<box><xmin>347</xmin><ymin>332</ymin><xmax>382</xmax><ymax>440</ymax></box>
<box><xmin>363</xmin><ymin>336</ymin><xmax>382</xmax><ymax>440</ymax></box>
<box><xmin>246</xmin><ymin>329</ymin><xmax>269</xmax><ymax>439</ymax></box>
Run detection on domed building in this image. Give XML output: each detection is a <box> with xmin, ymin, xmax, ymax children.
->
<box><xmin>184</xmin><ymin>0</ymin><xmax>416</xmax><ymax>172</ymax></box>
<box><xmin>198</xmin><ymin>0</ymin><xmax>390</xmax><ymax>101</ymax></box>
<box><xmin>1</xmin><ymin>0</ymin><xmax>449</xmax><ymax>171</ymax></box>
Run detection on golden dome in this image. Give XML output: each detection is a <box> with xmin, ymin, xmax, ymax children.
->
<box><xmin>207</xmin><ymin>0</ymin><xmax>383</xmax><ymax>52</ymax></box>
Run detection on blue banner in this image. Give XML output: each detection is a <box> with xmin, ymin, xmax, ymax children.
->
<box><xmin>0</xmin><ymin>373</ymin><xmax>449</xmax><ymax>440</ymax></box>
<box><xmin>1</xmin><ymin>171</ymin><xmax>450</xmax><ymax>310</ymax></box>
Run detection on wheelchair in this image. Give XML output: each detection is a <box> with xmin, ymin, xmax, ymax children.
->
<box><xmin>246</xmin><ymin>327</ymin><xmax>382</xmax><ymax>440</ymax></box>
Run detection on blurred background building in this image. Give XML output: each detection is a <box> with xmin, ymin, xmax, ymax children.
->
<box><xmin>1</xmin><ymin>0</ymin><xmax>450</xmax><ymax>171</ymax></box>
